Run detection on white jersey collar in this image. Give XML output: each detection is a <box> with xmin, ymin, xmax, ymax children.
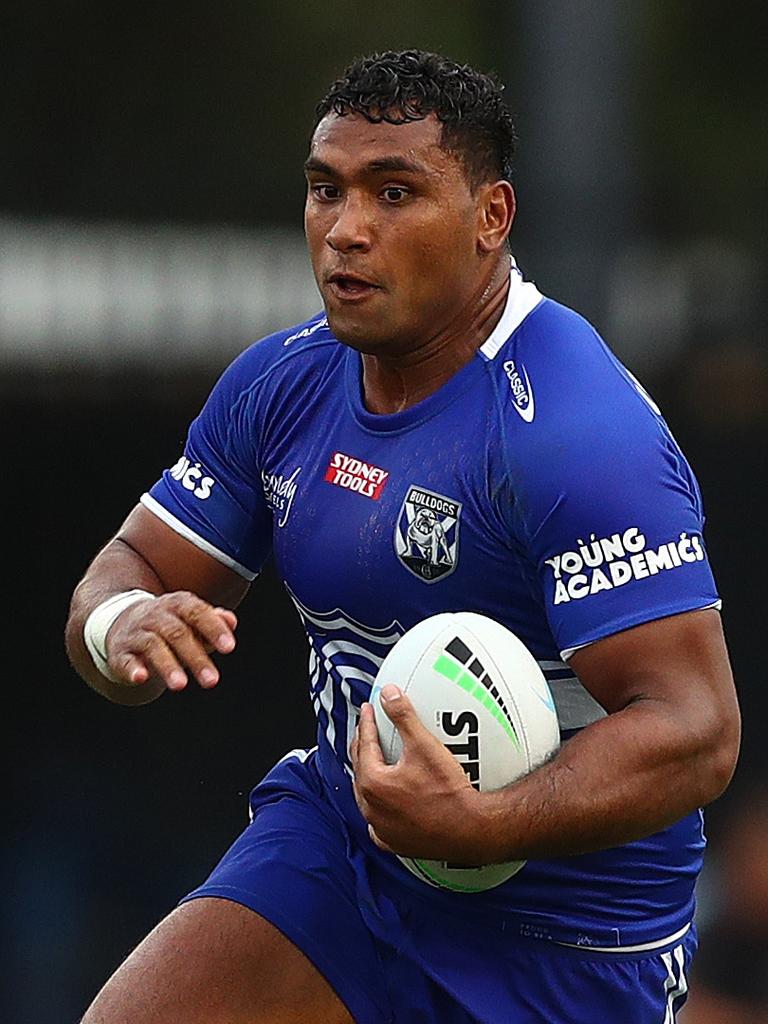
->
<box><xmin>479</xmin><ymin>258</ymin><xmax>543</xmax><ymax>360</ymax></box>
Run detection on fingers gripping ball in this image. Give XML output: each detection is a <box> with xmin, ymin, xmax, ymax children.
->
<box><xmin>370</xmin><ymin>612</ymin><xmax>560</xmax><ymax>892</ymax></box>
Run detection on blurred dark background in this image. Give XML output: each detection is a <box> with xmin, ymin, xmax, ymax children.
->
<box><xmin>3</xmin><ymin>3</ymin><xmax>766</xmax><ymax>1021</ymax></box>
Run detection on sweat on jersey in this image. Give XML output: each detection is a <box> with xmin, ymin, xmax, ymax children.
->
<box><xmin>144</xmin><ymin>262</ymin><xmax>720</xmax><ymax>947</ymax></box>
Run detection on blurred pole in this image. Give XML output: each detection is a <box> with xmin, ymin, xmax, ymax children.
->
<box><xmin>502</xmin><ymin>0</ymin><xmax>643</xmax><ymax>325</ymax></box>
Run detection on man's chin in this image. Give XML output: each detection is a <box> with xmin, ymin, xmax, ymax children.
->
<box><xmin>325</xmin><ymin>309</ymin><xmax>389</xmax><ymax>354</ymax></box>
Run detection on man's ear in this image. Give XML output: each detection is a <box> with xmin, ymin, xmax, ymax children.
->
<box><xmin>477</xmin><ymin>181</ymin><xmax>515</xmax><ymax>254</ymax></box>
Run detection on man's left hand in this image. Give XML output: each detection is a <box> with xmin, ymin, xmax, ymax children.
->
<box><xmin>350</xmin><ymin>684</ymin><xmax>491</xmax><ymax>863</ymax></box>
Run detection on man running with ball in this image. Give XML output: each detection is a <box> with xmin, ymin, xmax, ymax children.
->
<box><xmin>67</xmin><ymin>50</ymin><xmax>739</xmax><ymax>1023</ymax></box>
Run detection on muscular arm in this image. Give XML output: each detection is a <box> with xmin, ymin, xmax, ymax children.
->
<box><xmin>478</xmin><ymin>607</ymin><xmax>740</xmax><ymax>858</ymax></box>
<box><xmin>66</xmin><ymin>504</ymin><xmax>250</xmax><ymax>706</ymax></box>
<box><xmin>353</xmin><ymin>608</ymin><xmax>741</xmax><ymax>862</ymax></box>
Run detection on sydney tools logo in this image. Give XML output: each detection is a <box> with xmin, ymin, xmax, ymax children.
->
<box><xmin>324</xmin><ymin>452</ymin><xmax>389</xmax><ymax>500</ymax></box>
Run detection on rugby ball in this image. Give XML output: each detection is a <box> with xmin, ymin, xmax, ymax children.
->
<box><xmin>369</xmin><ymin>612</ymin><xmax>560</xmax><ymax>893</ymax></box>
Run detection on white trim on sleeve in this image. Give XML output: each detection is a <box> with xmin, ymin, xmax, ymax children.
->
<box><xmin>140</xmin><ymin>492</ymin><xmax>257</xmax><ymax>581</ymax></box>
<box><xmin>559</xmin><ymin>599</ymin><xmax>723</xmax><ymax>661</ymax></box>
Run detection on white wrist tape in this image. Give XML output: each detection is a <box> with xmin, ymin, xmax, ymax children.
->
<box><xmin>83</xmin><ymin>590</ymin><xmax>156</xmax><ymax>682</ymax></box>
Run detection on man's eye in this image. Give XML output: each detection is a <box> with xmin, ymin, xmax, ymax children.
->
<box><xmin>312</xmin><ymin>184</ymin><xmax>339</xmax><ymax>201</ymax></box>
<box><xmin>382</xmin><ymin>187</ymin><xmax>408</xmax><ymax>203</ymax></box>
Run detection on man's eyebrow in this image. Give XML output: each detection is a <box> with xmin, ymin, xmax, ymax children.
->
<box><xmin>304</xmin><ymin>155</ymin><xmax>430</xmax><ymax>177</ymax></box>
<box><xmin>304</xmin><ymin>157</ymin><xmax>336</xmax><ymax>176</ymax></box>
<box><xmin>365</xmin><ymin>156</ymin><xmax>429</xmax><ymax>175</ymax></box>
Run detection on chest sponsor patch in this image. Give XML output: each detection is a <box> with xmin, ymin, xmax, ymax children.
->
<box><xmin>324</xmin><ymin>452</ymin><xmax>389</xmax><ymax>500</ymax></box>
<box><xmin>395</xmin><ymin>485</ymin><xmax>462</xmax><ymax>583</ymax></box>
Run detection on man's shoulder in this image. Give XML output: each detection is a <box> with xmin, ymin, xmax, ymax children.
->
<box><xmin>236</xmin><ymin>313</ymin><xmax>338</xmax><ymax>375</ymax></box>
<box><xmin>216</xmin><ymin>313</ymin><xmax>341</xmax><ymax>398</ymax></box>
<box><xmin>492</xmin><ymin>297</ymin><xmax>659</xmax><ymax>434</ymax></box>
<box><xmin>498</xmin><ymin>296</ymin><xmax>607</xmax><ymax>368</ymax></box>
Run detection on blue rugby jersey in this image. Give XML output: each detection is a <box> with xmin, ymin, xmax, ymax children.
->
<box><xmin>144</xmin><ymin>264</ymin><xmax>720</xmax><ymax>945</ymax></box>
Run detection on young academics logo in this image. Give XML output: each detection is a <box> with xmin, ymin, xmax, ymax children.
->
<box><xmin>546</xmin><ymin>526</ymin><xmax>707</xmax><ymax>605</ymax></box>
<box><xmin>395</xmin><ymin>486</ymin><xmax>462</xmax><ymax>583</ymax></box>
<box><xmin>168</xmin><ymin>456</ymin><xmax>215</xmax><ymax>499</ymax></box>
<box><xmin>324</xmin><ymin>452</ymin><xmax>389</xmax><ymax>500</ymax></box>
<box><xmin>503</xmin><ymin>359</ymin><xmax>535</xmax><ymax>422</ymax></box>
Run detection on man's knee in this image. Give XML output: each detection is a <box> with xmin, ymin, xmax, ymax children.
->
<box><xmin>81</xmin><ymin>897</ymin><xmax>353</xmax><ymax>1024</ymax></box>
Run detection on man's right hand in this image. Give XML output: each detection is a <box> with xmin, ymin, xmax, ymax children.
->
<box><xmin>66</xmin><ymin>504</ymin><xmax>250</xmax><ymax>704</ymax></box>
<box><xmin>105</xmin><ymin>592</ymin><xmax>238</xmax><ymax>691</ymax></box>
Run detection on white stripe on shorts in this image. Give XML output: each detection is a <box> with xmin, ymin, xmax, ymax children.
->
<box><xmin>662</xmin><ymin>942</ymin><xmax>689</xmax><ymax>1022</ymax></box>
<box><xmin>555</xmin><ymin>921</ymin><xmax>690</xmax><ymax>954</ymax></box>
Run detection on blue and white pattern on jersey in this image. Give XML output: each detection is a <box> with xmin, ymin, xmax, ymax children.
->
<box><xmin>288</xmin><ymin>588</ymin><xmax>405</xmax><ymax>770</ymax></box>
<box><xmin>289</xmin><ymin>588</ymin><xmax>603</xmax><ymax>769</ymax></box>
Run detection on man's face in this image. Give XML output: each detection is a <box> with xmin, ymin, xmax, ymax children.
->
<box><xmin>304</xmin><ymin>113</ymin><xmax>490</xmax><ymax>356</ymax></box>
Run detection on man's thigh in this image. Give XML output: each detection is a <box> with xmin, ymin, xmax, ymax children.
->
<box><xmin>81</xmin><ymin>896</ymin><xmax>354</xmax><ymax>1024</ymax></box>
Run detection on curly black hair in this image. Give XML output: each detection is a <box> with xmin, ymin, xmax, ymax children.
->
<box><xmin>313</xmin><ymin>50</ymin><xmax>516</xmax><ymax>190</ymax></box>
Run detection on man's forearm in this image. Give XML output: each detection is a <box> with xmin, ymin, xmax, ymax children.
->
<box><xmin>353</xmin><ymin>609</ymin><xmax>739</xmax><ymax>866</ymax></box>
<box><xmin>67</xmin><ymin>503</ymin><xmax>247</xmax><ymax>705</ymax></box>
<box><xmin>476</xmin><ymin>697</ymin><xmax>737</xmax><ymax>863</ymax></box>
<box><xmin>65</xmin><ymin>537</ymin><xmax>167</xmax><ymax>705</ymax></box>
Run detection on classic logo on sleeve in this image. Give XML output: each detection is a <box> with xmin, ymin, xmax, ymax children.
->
<box><xmin>168</xmin><ymin>456</ymin><xmax>215</xmax><ymax>499</ymax></box>
<box><xmin>324</xmin><ymin>452</ymin><xmax>389</xmax><ymax>500</ymax></box>
<box><xmin>395</xmin><ymin>486</ymin><xmax>461</xmax><ymax>583</ymax></box>
<box><xmin>546</xmin><ymin>527</ymin><xmax>707</xmax><ymax>605</ymax></box>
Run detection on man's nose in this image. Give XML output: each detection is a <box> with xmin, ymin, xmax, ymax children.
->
<box><xmin>325</xmin><ymin>195</ymin><xmax>372</xmax><ymax>253</ymax></box>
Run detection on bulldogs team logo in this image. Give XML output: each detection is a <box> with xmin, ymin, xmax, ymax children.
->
<box><xmin>395</xmin><ymin>485</ymin><xmax>461</xmax><ymax>583</ymax></box>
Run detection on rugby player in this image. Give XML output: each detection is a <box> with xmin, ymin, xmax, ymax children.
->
<box><xmin>67</xmin><ymin>50</ymin><xmax>740</xmax><ymax>1023</ymax></box>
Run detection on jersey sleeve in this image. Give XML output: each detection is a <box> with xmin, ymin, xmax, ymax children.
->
<box><xmin>142</xmin><ymin>346</ymin><xmax>273</xmax><ymax>579</ymax></box>
<box><xmin>508</xmin><ymin>308</ymin><xmax>720</xmax><ymax>659</ymax></box>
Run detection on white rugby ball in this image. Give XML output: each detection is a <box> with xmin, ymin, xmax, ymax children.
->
<box><xmin>369</xmin><ymin>612</ymin><xmax>560</xmax><ymax>893</ymax></box>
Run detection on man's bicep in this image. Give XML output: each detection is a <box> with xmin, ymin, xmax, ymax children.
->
<box><xmin>118</xmin><ymin>504</ymin><xmax>251</xmax><ymax>609</ymax></box>
<box><xmin>569</xmin><ymin>608</ymin><xmax>738</xmax><ymax>721</ymax></box>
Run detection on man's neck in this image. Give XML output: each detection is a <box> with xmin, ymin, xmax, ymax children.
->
<box><xmin>361</xmin><ymin>259</ymin><xmax>511</xmax><ymax>415</ymax></box>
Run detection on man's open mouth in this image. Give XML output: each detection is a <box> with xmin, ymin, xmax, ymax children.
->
<box><xmin>327</xmin><ymin>273</ymin><xmax>381</xmax><ymax>298</ymax></box>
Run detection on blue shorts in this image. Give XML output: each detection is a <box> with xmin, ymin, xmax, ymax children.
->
<box><xmin>182</xmin><ymin>748</ymin><xmax>696</xmax><ymax>1023</ymax></box>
